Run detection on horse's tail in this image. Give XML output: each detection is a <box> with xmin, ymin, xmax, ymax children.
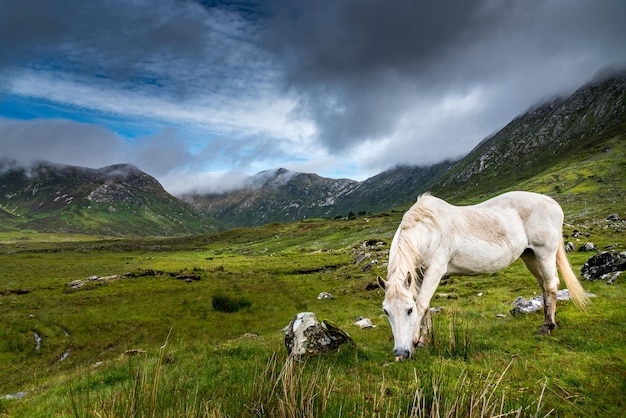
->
<box><xmin>556</xmin><ymin>240</ymin><xmax>589</xmax><ymax>309</ymax></box>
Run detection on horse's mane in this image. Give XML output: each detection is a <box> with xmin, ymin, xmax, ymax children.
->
<box><xmin>387</xmin><ymin>193</ymin><xmax>441</xmax><ymax>298</ymax></box>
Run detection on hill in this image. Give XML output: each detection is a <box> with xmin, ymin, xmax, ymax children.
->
<box><xmin>0</xmin><ymin>161</ymin><xmax>221</xmax><ymax>236</ymax></box>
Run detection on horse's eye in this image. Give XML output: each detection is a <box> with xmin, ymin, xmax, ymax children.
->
<box><xmin>407</xmin><ymin>308</ymin><xmax>413</xmax><ymax>315</ymax></box>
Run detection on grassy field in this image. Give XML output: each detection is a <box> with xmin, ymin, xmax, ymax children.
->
<box><xmin>1</xmin><ymin>191</ymin><xmax>625</xmax><ymax>416</ymax></box>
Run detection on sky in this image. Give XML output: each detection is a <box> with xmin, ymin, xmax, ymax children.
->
<box><xmin>1</xmin><ymin>0</ymin><xmax>625</xmax><ymax>195</ymax></box>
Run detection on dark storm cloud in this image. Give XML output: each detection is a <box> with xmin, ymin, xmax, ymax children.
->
<box><xmin>0</xmin><ymin>0</ymin><xmax>204</xmax><ymax>66</ymax></box>
<box><xmin>262</xmin><ymin>0</ymin><xmax>626</xmax><ymax>156</ymax></box>
<box><xmin>0</xmin><ymin>0</ymin><xmax>266</xmax><ymax>98</ymax></box>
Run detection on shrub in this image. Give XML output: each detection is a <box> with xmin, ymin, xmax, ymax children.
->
<box><xmin>212</xmin><ymin>294</ymin><xmax>252</xmax><ymax>313</ymax></box>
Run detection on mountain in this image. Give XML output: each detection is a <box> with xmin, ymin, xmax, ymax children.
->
<box><xmin>182</xmin><ymin>168</ymin><xmax>360</xmax><ymax>227</ymax></box>
<box><xmin>181</xmin><ymin>161</ymin><xmax>456</xmax><ymax>228</ymax></box>
<box><xmin>0</xmin><ymin>161</ymin><xmax>221</xmax><ymax>236</ymax></box>
<box><xmin>432</xmin><ymin>71</ymin><xmax>626</xmax><ymax>199</ymax></box>
<box><xmin>1</xmin><ymin>72</ymin><xmax>623</xmax><ymax>234</ymax></box>
<box><xmin>184</xmin><ymin>71</ymin><xmax>625</xmax><ymax>227</ymax></box>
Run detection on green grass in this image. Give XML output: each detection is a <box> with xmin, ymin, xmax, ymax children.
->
<box><xmin>1</xmin><ymin>162</ymin><xmax>625</xmax><ymax>416</ymax></box>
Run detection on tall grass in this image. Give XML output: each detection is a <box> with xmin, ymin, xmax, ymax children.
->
<box><xmin>64</xmin><ymin>342</ymin><xmax>550</xmax><ymax>418</ymax></box>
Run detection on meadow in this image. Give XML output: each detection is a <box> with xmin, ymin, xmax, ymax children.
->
<box><xmin>1</xmin><ymin>198</ymin><xmax>625</xmax><ymax>416</ymax></box>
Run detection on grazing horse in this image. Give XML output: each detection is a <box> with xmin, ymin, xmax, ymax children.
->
<box><xmin>377</xmin><ymin>191</ymin><xmax>588</xmax><ymax>361</ymax></box>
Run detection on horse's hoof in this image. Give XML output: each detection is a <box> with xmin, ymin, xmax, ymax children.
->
<box><xmin>537</xmin><ymin>324</ymin><xmax>555</xmax><ymax>335</ymax></box>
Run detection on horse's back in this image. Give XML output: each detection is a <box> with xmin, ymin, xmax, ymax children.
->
<box><xmin>477</xmin><ymin>191</ymin><xmax>564</xmax><ymax>249</ymax></box>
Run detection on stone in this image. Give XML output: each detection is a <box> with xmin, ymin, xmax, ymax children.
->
<box><xmin>284</xmin><ymin>312</ymin><xmax>353</xmax><ymax>357</ymax></box>
<box><xmin>509</xmin><ymin>289</ymin><xmax>595</xmax><ymax>315</ymax></box>
<box><xmin>365</xmin><ymin>281</ymin><xmax>380</xmax><ymax>291</ymax></box>
<box><xmin>581</xmin><ymin>251</ymin><xmax>626</xmax><ymax>281</ymax></box>
<box><xmin>510</xmin><ymin>295</ymin><xmax>544</xmax><ymax>315</ymax></box>
<box><xmin>565</xmin><ymin>242</ymin><xmax>576</xmax><ymax>252</ymax></box>
<box><xmin>68</xmin><ymin>280</ymin><xmax>84</xmax><ymax>290</ymax></box>
<box><xmin>317</xmin><ymin>292</ymin><xmax>335</xmax><ymax>300</ymax></box>
<box><xmin>607</xmin><ymin>213</ymin><xmax>620</xmax><ymax>222</ymax></box>
<box><xmin>578</xmin><ymin>242</ymin><xmax>598</xmax><ymax>252</ymax></box>
<box><xmin>606</xmin><ymin>271</ymin><xmax>622</xmax><ymax>285</ymax></box>
<box><xmin>353</xmin><ymin>317</ymin><xmax>376</xmax><ymax>328</ymax></box>
<box><xmin>362</xmin><ymin>259</ymin><xmax>378</xmax><ymax>272</ymax></box>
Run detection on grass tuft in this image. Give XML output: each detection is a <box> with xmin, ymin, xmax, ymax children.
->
<box><xmin>212</xmin><ymin>294</ymin><xmax>252</xmax><ymax>313</ymax></box>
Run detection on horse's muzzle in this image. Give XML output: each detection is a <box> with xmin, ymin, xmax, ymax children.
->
<box><xmin>394</xmin><ymin>348</ymin><xmax>410</xmax><ymax>361</ymax></box>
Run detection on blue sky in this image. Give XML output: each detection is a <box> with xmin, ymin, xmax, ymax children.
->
<box><xmin>1</xmin><ymin>0</ymin><xmax>625</xmax><ymax>194</ymax></box>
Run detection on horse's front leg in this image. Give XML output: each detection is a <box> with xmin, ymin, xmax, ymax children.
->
<box><xmin>412</xmin><ymin>265</ymin><xmax>445</xmax><ymax>347</ymax></box>
<box><xmin>416</xmin><ymin>309</ymin><xmax>433</xmax><ymax>348</ymax></box>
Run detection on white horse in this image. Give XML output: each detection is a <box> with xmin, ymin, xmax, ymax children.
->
<box><xmin>377</xmin><ymin>191</ymin><xmax>588</xmax><ymax>361</ymax></box>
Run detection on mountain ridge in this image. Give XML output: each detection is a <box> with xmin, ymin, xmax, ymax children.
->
<box><xmin>1</xmin><ymin>70</ymin><xmax>624</xmax><ymax>234</ymax></box>
<box><xmin>0</xmin><ymin>161</ymin><xmax>221</xmax><ymax>236</ymax></box>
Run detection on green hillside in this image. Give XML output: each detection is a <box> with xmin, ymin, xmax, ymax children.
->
<box><xmin>0</xmin><ymin>162</ymin><xmax>221</xmax><ymax>236</ymax></box>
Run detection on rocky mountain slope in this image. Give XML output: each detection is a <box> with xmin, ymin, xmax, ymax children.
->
<box><xmin>182</xmin><ymin>168</ymin><xmax>360</xmax><ymax>227</ymax></box>
<box><xmin>181</xmin><ymin>161</ymin><xmax>455</xmax><ymax>228</ymax></box>
<box><xmin>0</xmin><ymin>161</ymin><xmax>221</xmax><ymax>236</ymax></box>
<box><xmin>433</xmin><ymin>71</ymin><xmax>626</xmax><ymax>198</ymax></box>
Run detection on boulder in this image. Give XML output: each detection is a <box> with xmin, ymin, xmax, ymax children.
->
<box><xmin>581</xmin><ymin>250</ymin><xmax>626</xmax><ymax>281</ymax></box>
<box><xmin>607</xmin><ymin>213</ymin><xmax>620</xmax><ymax>222</ymax></box>
<box><xmin>578</xmin><ymin>242</ymin><xmax>598</xmax><ymax>252</ymax></box>
<box><xmin>510</xmin><ymin>289</ymin><xmax>594</xmax><ymax>315</ymax></box>
<box><xmin>284</xmin><ymin>312</ymin><xmax>353</xmax><ymax>357</ymax></box>
<box><xmin>317</xmin><ymin>292</ymin><xmax>335</xmax><ymax>300</ymax></box>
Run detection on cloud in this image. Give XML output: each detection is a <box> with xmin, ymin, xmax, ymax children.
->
<box><xmin>0</xmin><ymin>118</ymin><xmax>126</xmax><ymax>167</ymax></box>
<box><xmin>1</xmin><ymin>0</ymin><xmax>625</xmax><ymax>195</ymax></box>
<box><xmin>262</xmin><ymin>0</ymin><xmax>626</xmax><ymax>165</ymax></box>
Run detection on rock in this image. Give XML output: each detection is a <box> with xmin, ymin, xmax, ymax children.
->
<box><xmin>606</xmin><ymin>271</ymin><xmax>622</xmax><ymax>284</ymax></box>
<box><xmin>436</xmin><ymin>293</ymin><xmax>459</xmax><ymax>299</ymax></box>
<box><xmin>3</xmin><ymin>391</ymin><xmax>28</xmax><ymax>400</ymax></box>
<box><xmin>362</xmin><ymin>260</ymin><xmax>378</xmax><ymax>272</ymax></box>
<box><xmin>365</xmin><ymin>281</ymin><xmax>380</xmax><ymax>291</ymax></box>
<box><xmin>317</xmin><ymin>292</ymin><xmax>335</xmax><ymax>300</ymax></box>
<box><xmin>496</xmin><ymin>314</ymin><xmax>507</xmax><ymax>318</ymax></box>
<box><xmin>510</xmin><ymin>295</ymin><xmax>544</xmax><ymax>315</ymax></box>
<box><xmin>581</xmin><ymin>251</ymin><xmax>626</xmax><ymax>281</ymax></box>
<box><xmin>68</xmin><ymin>280</ymin><xmax>84</xmax><ymax>290</ymax></box>
<box><xmin>353</xmin><ymin>317</ymin><xmax>376</xmax><ymax>328</ymax></box>
<box><xmin>510</xmin><ymin>289</ymin><xmax>596</xmax><ymax>315</ymax></box>
<box><xmin>565</xmin><ymin>242</ymin><xmax>576</xmax><ymax>252</ymax></box>
<box><xmin>578</xmin><ymin>242</ymin><xmax>598</xmax><ymax>252</ymax></box>
<box><xmin>607</xmin><ymin>213</ymin><xmax>620</xmax><ymax>222</ymax></box>
<box><xmin>123</xmin><ymin>349</ymin><xmax>147</xmax><ymax>356</ymax></box>
<box><xmin>284</xmin><ymin>312</ymin><xmax>353</xmax><ymax>357</ymax></box>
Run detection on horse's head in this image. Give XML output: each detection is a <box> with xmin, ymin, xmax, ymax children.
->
<box><xmin>378</xmin><ymin>273</ymin><xmax>418</xmax><ymax>361</ymax></box>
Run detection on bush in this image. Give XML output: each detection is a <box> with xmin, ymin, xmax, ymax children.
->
<box><xmin>212</xmin><ymin>294</ymin><xmax>252</xmax><ymax>313</ymax></box>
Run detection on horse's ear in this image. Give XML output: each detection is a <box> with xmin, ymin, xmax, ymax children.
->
<box><xmin>404</xmin><ymin>272</ymin><xmax>412</xmax><ymax>289</ymax></box>
<box><xmin>377</xmin><ymin>276</ymin><xmax>387</xmax><ymax>290</ymax></box>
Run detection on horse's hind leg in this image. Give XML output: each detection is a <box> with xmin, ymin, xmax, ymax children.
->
<box><xmin>521</xmin><ymin>249</ymin><xmax>559</xmax><ymax>334</ymax></box>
